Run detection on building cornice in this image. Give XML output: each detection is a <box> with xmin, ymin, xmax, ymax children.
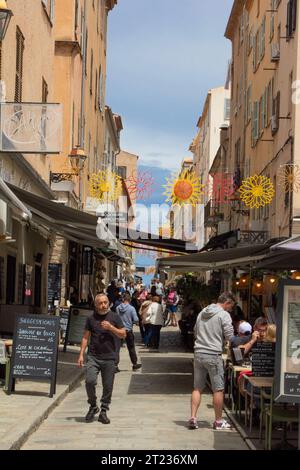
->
<box><xmin>106</xmin><ymin>0</ymin><xmax>118</xmax><ymax>12</ymax></box>
<box><xmin>225</xmin><ymin>0</ymin><xmax>245</xmax><ymax>40</ymax></box>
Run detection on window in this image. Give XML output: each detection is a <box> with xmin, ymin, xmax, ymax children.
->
<box><xmin>15</xmin><ymin>27</ymin><xmax>25</xmax><ymax>103</ymax></box>
<box><xmin>41</xmin><ymin>0</ymin><xmax>55</xmax><ymax>23</ymax></box>
<box><xmin>117</xmin><ymin>166</ymin><xmax>127</xmax><ymax>179</ymax></box>
<box><xmin>224</xmin><ymin>98</ymin><xmax>231</xmax><ymax>121</ymax></box>
<box><xmin>286</xmin><ymin>0</ymin><xmax>297</xmax><ymax>40</ymax></box>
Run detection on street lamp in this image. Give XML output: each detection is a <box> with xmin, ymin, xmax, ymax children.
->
<box><xmin>0</xmin><ymin>0</ymin><xmax>13</xmax><ymax>41</ymax></box>
<box><xmin>69</xmin><ymin>146</ymin><xmax>87</xmax><ymax>174</ymax></box>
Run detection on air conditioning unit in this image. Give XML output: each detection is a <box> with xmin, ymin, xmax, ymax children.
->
<box><xmin>271</xmin><ymin>115</ymin><xmax>278</xmax><ymax>134</ymax></box>
<box><xmin>0</xmin><ymin>200</ymin><xmax>12</xmax><ymax>238</ymax></box>
<box><xmin>271</xmin><ymin>43</ymin><xmax>280</xmax><ymax>61</ymax></box>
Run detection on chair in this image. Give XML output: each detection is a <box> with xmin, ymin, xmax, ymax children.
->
<box><xmin>265</xmin><ymin>385</ymin><xmax>298</xmax><ymax>450</ymax></box>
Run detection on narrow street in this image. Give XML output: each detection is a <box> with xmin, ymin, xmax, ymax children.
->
<box><xmin>21</xmin><ymin>328</ymin><xmax>247</xmax><ymax>451</ymax></box>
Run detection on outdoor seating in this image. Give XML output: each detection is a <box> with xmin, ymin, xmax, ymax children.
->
<box><xmin>264</xmin><ymin>385</ymin><xmax>298</xmax><ymax>450</ymax></box>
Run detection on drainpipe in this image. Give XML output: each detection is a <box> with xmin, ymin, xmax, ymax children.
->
<box><xmin>80</xmin><ymin>0</ymin><xmax>86</xmax><ymax>149</ymax></box>
<box><xmin>289</xmin><ymin>136</ymin><xmax>294</xmax><ymax>238</ymax></box>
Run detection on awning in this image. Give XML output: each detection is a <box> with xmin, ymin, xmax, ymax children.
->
<box><xmin>7</xmin><ymin>183</ymin><xmax>110</xmax><ymax>250</ymax></box>
<box><xmin>0</xmin><ymin>177</ymin><xmax>32</xmax><ymax>220</ymax></box>
<box><xmin>157</xmin><ymin>243</ymin><xmax>273</xmax><ymax>272</ymax></box>
<box><xmin>8</xmin><ymin>184</ymin><xmax>191</xmax><ymax>254</ymax></box>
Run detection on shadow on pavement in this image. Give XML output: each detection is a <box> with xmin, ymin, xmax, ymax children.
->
<box><xmin>140</xmin><ymin>357</ymin><xmax>193</xmax><ymax>374</ymax></box>
<box><xmin>128</xmin><ymin>373</ymin><xmax>193</xmax><ymax>394</ymax></box>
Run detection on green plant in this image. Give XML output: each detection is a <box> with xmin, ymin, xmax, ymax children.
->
<box><xmin>176</xmin><ymin>274</ymin><xmax>218</xmax><ymax>306</ymax></box>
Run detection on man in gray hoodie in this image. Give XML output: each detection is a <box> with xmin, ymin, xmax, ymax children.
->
<box><xmin>188</xmin><ymin>292</ymin><xmax>235</xmax><ymax>431</ymax></box>
<box><xmin>116</xmin><ymin>293</ymin><xmax>142</xmax><ymax>371</ymax></box>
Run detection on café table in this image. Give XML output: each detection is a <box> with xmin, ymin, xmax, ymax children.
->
<box><xmin>244</xmin><ymin>376</ymin><xmax>274</xmax><ymax>433</ymax></box>
<box><xmin>228</xmin><ymin>363</ymin><xmax>252</xmax><ymax>413</ymax></box>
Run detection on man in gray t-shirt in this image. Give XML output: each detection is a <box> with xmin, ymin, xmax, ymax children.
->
<box><xmin>188</xmin><ymin>292</ymin><xmax>235</xmax><ymax>431</ymax></box>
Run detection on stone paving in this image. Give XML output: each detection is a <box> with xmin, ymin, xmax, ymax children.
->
<box><xmin>0</xmin><ymin>347</ymin><xmax>84</xmax><ymax>450</ymax></box>
<box><xmin>20</xmin><ymin>327</ymin><xmax>248</xmax><ymax>450</ymax></box>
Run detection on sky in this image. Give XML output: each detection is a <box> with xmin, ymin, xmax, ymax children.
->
<box><xmin>106</xmin><ymin>0</ymin><xmax>234</xmax><ymax>285</ymax></box>
<box><xmin>106</xmin><ymin>0</ymin><xmax>234</xmax><ymax>172</ymax></box>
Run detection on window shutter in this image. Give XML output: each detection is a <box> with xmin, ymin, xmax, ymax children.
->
<box><xmin>261</xmin><ymin>17</ymin><xmax>266</xmax><ymax>59</ymax></box>
<box><xmin>265</xmin><ymin>86</ymin><xmax>268</xmax><ymax>127</ymax></box>
<box><xmin>252</xmin><ymin>33</ymin><xmax>256</xmax><ymax>71</ymax></box>
<box><xmin>15</xmin><ymin>27</ymin><xmax>25</xmax><ymax>103</ymax></box>
<box><xmin>275</xmin><ymin>91</ymin><xmax>280</xmax><ymax>128</ymax></box>
<box><xmin>90</xmin><ymin>49</ymin><xmax>93</xmax><ymax>94</ymax></box>
<box><xmin>95</xmin><ymin>70</ymin><xmax>98</xmax><ymax>110</ymax></box>
<box><xmin>248</xmin><ymin>84</ymin><xmax>252</xmax><ymax>122</ymax></box>
<box><xmin>292</xmin><ymin>0</ymin><xmax>297</xmax><ymax>32</ymax></box>
<box><xmin>287</xmin><ymin>0</ymin><xmax>293</xmax><ymax>38</ymax></box>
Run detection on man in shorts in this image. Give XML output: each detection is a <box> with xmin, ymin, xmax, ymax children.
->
<box><xmin>188</xmin><ymin>292</ymin><xmax>235</xmax><ymax>430</ymax></box>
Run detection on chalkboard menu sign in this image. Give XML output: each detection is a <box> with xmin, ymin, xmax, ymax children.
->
<box><xmin>275</xmin><ymin>280</ymin><xmax>300</xmax><ymax>404</ymax></box>
<box><xmin>48</xmin><ymin>263</ymin><xmax>62</xmax><ymax>305</ymax></box>
<box><xmin>63</xmin><ymin>307</ymin><xmax>93</xmax><ymax>352</ymax></box>
<box><xmin>251</xmin><ymin>342</ymin><xmax>275</xmax><ymax>377</ymax></box>
<box><xmin>7</xmin><ymin>315</ymin><xmax>60</xmax><ymax>397</ymax></box>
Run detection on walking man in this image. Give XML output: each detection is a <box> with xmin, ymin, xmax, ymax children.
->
<box><xmin>78</xmin><ymin>294</ymin><xmax>126</xmax><ymax>424</ymax></box>
<box><xmin>188</xmin><ymin>292</ymin><xmax>235</xmax><ymax>430</ymax></box>
<box><xmin>116</xmin><ymin>293</ymin><xmax>142</xmax><ymax>371</ymax></box>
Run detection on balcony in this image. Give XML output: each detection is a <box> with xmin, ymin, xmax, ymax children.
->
<box><xmin>238</xmin><ymin>230</ymin><xmax>269</xmax><ymax>245</ymax></box>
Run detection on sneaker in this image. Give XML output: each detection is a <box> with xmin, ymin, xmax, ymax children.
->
<box><xmin>213</xmin><ymin>419</ymin><xmax>232</xmax><ymax>430</ymax></box>
<box><xmin>98</xmin><ymin>410</ymin><xmax>110</xmax><ymax>424</ymax></box>
<box><xmin>85</xmin><ymin>406</ymin><xmax>99</xmax><ymax>423</ymax></box>
<box><xmin>188</xmin><ymin>417</ymin><xmax>198</xmax><ymax>430</ymax></box>
<box><xmin>132</xmin><ymin>363</ymin><xmax>142</xmax><ymax>371</ymax></box>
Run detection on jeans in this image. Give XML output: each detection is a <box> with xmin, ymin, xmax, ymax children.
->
<box><xmin>125</xmin><ymin>330</ymin><xmax>138</xmax><ymax>365</ymax></box>
<box><xmin>151</xmin><ymin>325</ymin><xmax>162</xmax><ymax>349</ymax></box>
<box><xmin>85</xmin><ymin>355</ymin><xmax>116</xmax><ymax>411</ymax></box>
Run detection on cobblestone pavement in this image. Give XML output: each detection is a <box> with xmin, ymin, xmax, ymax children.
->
<box><xmin>21</xmin><ymin>327</ymin><xmax>248</xmax><ymax>450</ymax></box>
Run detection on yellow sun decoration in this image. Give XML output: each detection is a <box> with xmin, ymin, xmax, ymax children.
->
<box><xmin>239</xmin><ymin>175</ymin><xmax>275</xmax><ymax>209</ymax></box>
<box><xmin>89</xmin><ymin>170</ymin><xmax>122</xmax><ymax>202</ymax></box>
<box><xmin>164</xmin><ymin>169</ymin><xmax>204</xmax><ymax>206</ymax></box>
<box><xmin>278</xmin><ymin>165</ymin><xmax>300</xmax><ymax>193</ymax></box>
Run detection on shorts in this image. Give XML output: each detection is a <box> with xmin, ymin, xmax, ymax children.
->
<box><xmin>167</xmin><ymin>305</ymin><xmax>177</xmax><ymax>313</ymax></box>
<box><xmin>194</xmin><ymin>353</ymin><xmax>224</xmax><ymax>392</ymax></box>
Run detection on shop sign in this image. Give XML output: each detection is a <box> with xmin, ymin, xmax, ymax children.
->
<box><xmin>0</xmin><ymin>102</ymin><xmax>62</xmax><ymax>154</ymax></box>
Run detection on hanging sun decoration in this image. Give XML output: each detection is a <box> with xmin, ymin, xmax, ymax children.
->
<box><xmin>89</xmin><ymin>169</ymin><xmax>122</xmax><ymax>202</ymax></box>
<box><xmin>126</xmin><ymin>170</ymin><xmax>155</xmax><ymax>200</ymax></box>
<box><xmin>278</xmin><ymin>164</ymin><xmax>300</xmax><ymax>193</ymax></box>
<box><xmin>239</xmin><ymin>174</ymin><xmax>275</xmax><ymax>209</ymax></box>
<box><xmin>163</xmin><ymin>169</ymin><xmax>205</xmax><ymax>206</ymax></box>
